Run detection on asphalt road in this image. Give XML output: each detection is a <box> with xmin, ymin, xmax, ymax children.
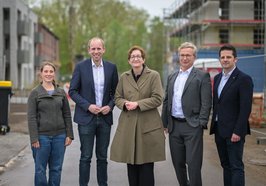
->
<box><xmin>1</xmin><ymin>106</ymin><xmax>266</xmax><ymax>186</ymax></box>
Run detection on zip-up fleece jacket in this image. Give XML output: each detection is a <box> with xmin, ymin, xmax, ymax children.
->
<box><xmin>27</xmin><ymin>84</ymin><xmax>74</xmax><ymax>143</ymax></box>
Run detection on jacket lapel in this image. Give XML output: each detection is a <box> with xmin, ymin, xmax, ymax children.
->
<box><xmin>87</xmin><ymin>59</ymin><xmax>95</xmax><ymax>93</ymax></box>
<box><xmin>169</xmin><ymin>71</ymin><xmax>179</xmax><ymax>99</ymax></box>
<box><xmin>125</xmin><ymin>70</ymin><xmax>139</xmax><ymax>90</ymax></box>
<box><xmin>183</xmin><ymin>67</ymin><xmax>196</xmax><ymax>95</ymax></box>
<box><xmin>214</xmin><ymin>73</ymin><xmax>222</xmax><ymax>101</ymax></box>
<box><xmin>103</xmin><ymin>61</ymin><xmax>109</xmax><ymax>94</ymax></box>
<box><xmin>137</xmin><ymin>67</ymin><xmax>150</xmax><ymax>88</ymax></box>
<box><xmin>219</xmin><ymin>68</ymin><xmax>239</xmax><ymax>100</ymax></box>
<box><xmin>125</xmin><ymin>66</ymin><xmax>151</xmax><ymax>90</ymax></box>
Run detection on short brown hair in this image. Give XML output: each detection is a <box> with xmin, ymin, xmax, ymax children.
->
<box><xmin>127</xmin><ymin>45</ymin><xmax>146</xmax><ymax>60</ymax></box>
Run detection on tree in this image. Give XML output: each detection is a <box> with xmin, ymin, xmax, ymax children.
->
<box><xmin>147</xmin><ymin>17</ymin><xmax>166</xmax><ymax>74</ymax></box>
<box><xmin>29</xmin><ymin>0</ymin><xmax>166</xmax><ymax>75</ymax></box>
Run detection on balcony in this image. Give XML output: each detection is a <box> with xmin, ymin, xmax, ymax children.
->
<box><xmin>17</xmin><ymin>49</ymin><xmax>30</xmax><ymax>64</ymax></box>
<box><xmin>3</xmin><ymin>20</ymin><xmax>10</xmax><ymax>35</ymax></box>
<box><xmin>34</xmin><ymin>32</ymin><xmax>43</xmax><ymax>44</ymax></box>
<box><xmin>34</xmin><ymin>55</ymin><xmax>43</xmax><ymax>66</ymax></box>
<box><xmin>17</xmin><ymin>20</ymin><xmax>30</xmax><ymax>36</ymax></box>
<box><xmin>3</xmin><ymin>50</ymin><xmax>10</xmax><ymax>64</ymax></box>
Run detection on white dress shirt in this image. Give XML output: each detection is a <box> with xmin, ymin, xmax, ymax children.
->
<box><xmin>171</xmin><ymin>66</ymin><xmax>193</xmax><ymax>118</ymax></box>
<box><xmin>92</xmin><ymin>60</ymin><xmax>105</xmax><ymax>107</ymax></box>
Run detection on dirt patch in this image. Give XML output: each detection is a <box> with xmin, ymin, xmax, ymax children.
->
<box><xmin>205</xmin><ymin>128</ymin><xmax>266</xmax><ymax>185</ymax></box>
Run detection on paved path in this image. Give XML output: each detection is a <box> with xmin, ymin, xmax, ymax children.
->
<box><xmin>1</xmin><ymin>107</ymin><xmax>266</xmax><ymax>185</ymax></box>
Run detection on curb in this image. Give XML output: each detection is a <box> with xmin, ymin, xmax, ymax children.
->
<box><xmin>0</xmin><ymin>132</ymin><xmax>29</xmax><ymax>174</ymax></box>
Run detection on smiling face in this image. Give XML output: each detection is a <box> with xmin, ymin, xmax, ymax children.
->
<box><xmin>41</xmin><ymin>64</ymin><xmax>55</xmax><ymax>84</ymax></box>
<box><xmin>88</xmin><ymin>38</ymin><xmax>105</xmax><ymax>64</ymax></box>
<box><xmin>219</xmin><ymin>50</ymin><xmax>237</xmax><ymax>74</ymax></box>
<box><xmin>128</xmin><ymin>49</ymin><xmax>145</xmax><ymax>69</ymax></box>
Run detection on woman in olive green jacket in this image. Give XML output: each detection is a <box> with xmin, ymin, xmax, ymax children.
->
<box><xmin>110</xmin><ymin>46</ymin><xmax>165</xmax><ymax>186</ymax></box>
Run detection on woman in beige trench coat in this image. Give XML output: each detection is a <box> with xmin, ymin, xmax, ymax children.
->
<box><xmin>110</xmin><ymin>45</ymin><xmax>165</xmax><ymax>186</ymax></box>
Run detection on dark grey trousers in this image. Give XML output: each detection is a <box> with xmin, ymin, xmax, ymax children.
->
<box><xmin>169</xmin><ymin>120</ymin><xmax>203</xmax><ymax>186</ymax></box>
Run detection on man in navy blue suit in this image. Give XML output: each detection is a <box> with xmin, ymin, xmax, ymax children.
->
<box><xmin>69</xmin><ymin>37</ymin><xmax>118</xmax><ymax>186</ymax></box>
<box><xmin>210</xmin><ymin>45</ymin><xmax>253</xmax><ymax>186</ymax></box>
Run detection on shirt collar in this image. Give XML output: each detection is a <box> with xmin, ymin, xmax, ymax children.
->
<box><xmin>179</xmin><ymin>66</ymin><xmax>193</xmax><ymax>74</ymax></box>
<box><xmin>91</xmin><ymin>59</ymin><xmax>103</xmax><ymax>67</ymax></box>
<box><xmin>131</xmin><ymin>65</ymin><xmax>145</xmax><ymax>82</ymax></box>
<box><xmin>222</xmin><ymin>66</ymin><xmax>236</xmax><ymax>77</ymax></box>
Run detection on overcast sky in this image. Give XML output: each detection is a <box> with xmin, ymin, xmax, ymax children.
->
<box><xmin>30</xmin><ymin>0</ymin><xmax>174</xmax><ymax>18</ymax></box>
<box><xmin>122</xmin><ymin>0</ymin><xmax>174</xmax><ymax>18</ymax></box>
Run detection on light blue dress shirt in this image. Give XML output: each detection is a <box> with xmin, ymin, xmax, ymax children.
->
<box><xmin>92</xmin><ymin>60</ymin><xmax>105</xmax><ymax>107</ymax></box>
<box><xmin>216</xmin><ymin>66</ymin><xmax>236</xmax><ymax>121</ymax></box>
<box><xmin>218</xmin><ymin>67</ymin><xmax>236</xmax><ymax>98</ymax></box>
<box><xmin>171</xmin><ymin>66</ymin><xmax>193</xmax><ymax>118</ymax></box>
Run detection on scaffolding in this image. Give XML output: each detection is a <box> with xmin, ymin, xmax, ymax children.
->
<box><xmin>163</xmin><ymin>0</ymin><xmax>266</xmax><ymax>121</ymax></box>
<box><xmin>163</xmin><ymin>0</ymin><xmax>265</xmax><ymax>50</ymax></box>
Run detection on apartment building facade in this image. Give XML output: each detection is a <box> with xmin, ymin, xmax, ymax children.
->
<box><xmin>164</xmin><ymin>0</ymin><xmax>265</xmax><ymax>92</ymax></box>
<box><xmin>0</xmin><ymin>0</ymin><xmax>37</xmax><ymax>89</ymax></box>
<box><xmin>35</xmin><ymin>23</ymin><xmax>60</xmax><ymax>77</ymax></box>
<box><xmin>0</xmin><ymin>0</ymin><xmax>60</xmax><ymax>89</ymax></box>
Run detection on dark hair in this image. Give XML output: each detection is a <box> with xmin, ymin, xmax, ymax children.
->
<box><xmin>40</xmin><ymin>61</ymin><xmax>57</xmax><ymax>85</ymax></box>
<box><xmin>219</xmin><ymin>44</ymin><xmax>237</xmax><ymax>58</ymax></box>
<box><xmin>128</xmin><ymin>45</ymin><xmax>146</xmax><ymax>60</ymax></box>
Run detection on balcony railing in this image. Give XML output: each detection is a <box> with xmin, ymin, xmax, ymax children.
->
<box><xmin>17</xmin><ymin>49</ymin><xmax>30</xmax><ymax>64</ymax></box>
<box><xmin>34</xmin><ymin>55</ymin><xmax>42</xmax><ymax>66</ymax></box>
<box><xmin>34</xmin><ymin>32</ymin><xmax>43</xmax><ymax>44</ymax></box>
<box><xmin>17</xmin><ymin>20</ymin><xmax>30</xmax><ymax>36</ymax></box>
<box><xmin>3</xmin><ymin>20</ymin><xmax>10</xmax><ymax>35</ymax></box>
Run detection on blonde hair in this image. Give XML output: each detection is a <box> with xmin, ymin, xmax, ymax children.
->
<box><xmin>40</xmin><ymin>61</ymin><xmax>57</xmax><ymax>85</ymax></box>
<box><xmin>178</xmin><ymin>42</ymin><xmax>197</xmax><ymax>57</ymax></box>
<box><xmin>87</xmin><ymin>37</ymin><xmax>105</xmax><ymax>49</ymax></box>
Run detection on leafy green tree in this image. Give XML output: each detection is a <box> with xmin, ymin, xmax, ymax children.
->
<box><xmin>146</xmin><ymin>17</ymin><xmax>166</xmax><ymax>75</ymax></box>
<box><xmin>29</xmin><ymin>0</ymin><xmax>167</xmax><ymax>76</ymax></box>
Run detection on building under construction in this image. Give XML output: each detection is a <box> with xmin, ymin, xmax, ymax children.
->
<box><xmin>164</xmin><ymin>0</ymin><xmax>265</xmax><ymax>92</ymax></box>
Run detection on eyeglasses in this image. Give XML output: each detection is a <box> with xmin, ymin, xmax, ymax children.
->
<box><xmin>130</xmin><ymin>55</ymin><xmax>142</xmax><ymax>60</ymax></box>
<box><xmin>179</xmin><ymin>54</ymin><xmax>193</xmax><ymax>59</ymax></box>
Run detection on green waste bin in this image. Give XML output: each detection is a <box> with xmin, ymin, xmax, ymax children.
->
<box><xmin>0</xmin><ymin>81</ymin><xmax>12</xmax><ymax>135</ymax></box>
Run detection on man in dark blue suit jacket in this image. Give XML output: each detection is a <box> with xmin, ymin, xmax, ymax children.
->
<box><xmin>210</xmin><ymin>45</ymin><xmax>253</xmax><ymax>186</ymax></box>
<box><xmin>69</xmin><ymin>37</ymin><xmax>118</xmax><ymax>186</ymax></box>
